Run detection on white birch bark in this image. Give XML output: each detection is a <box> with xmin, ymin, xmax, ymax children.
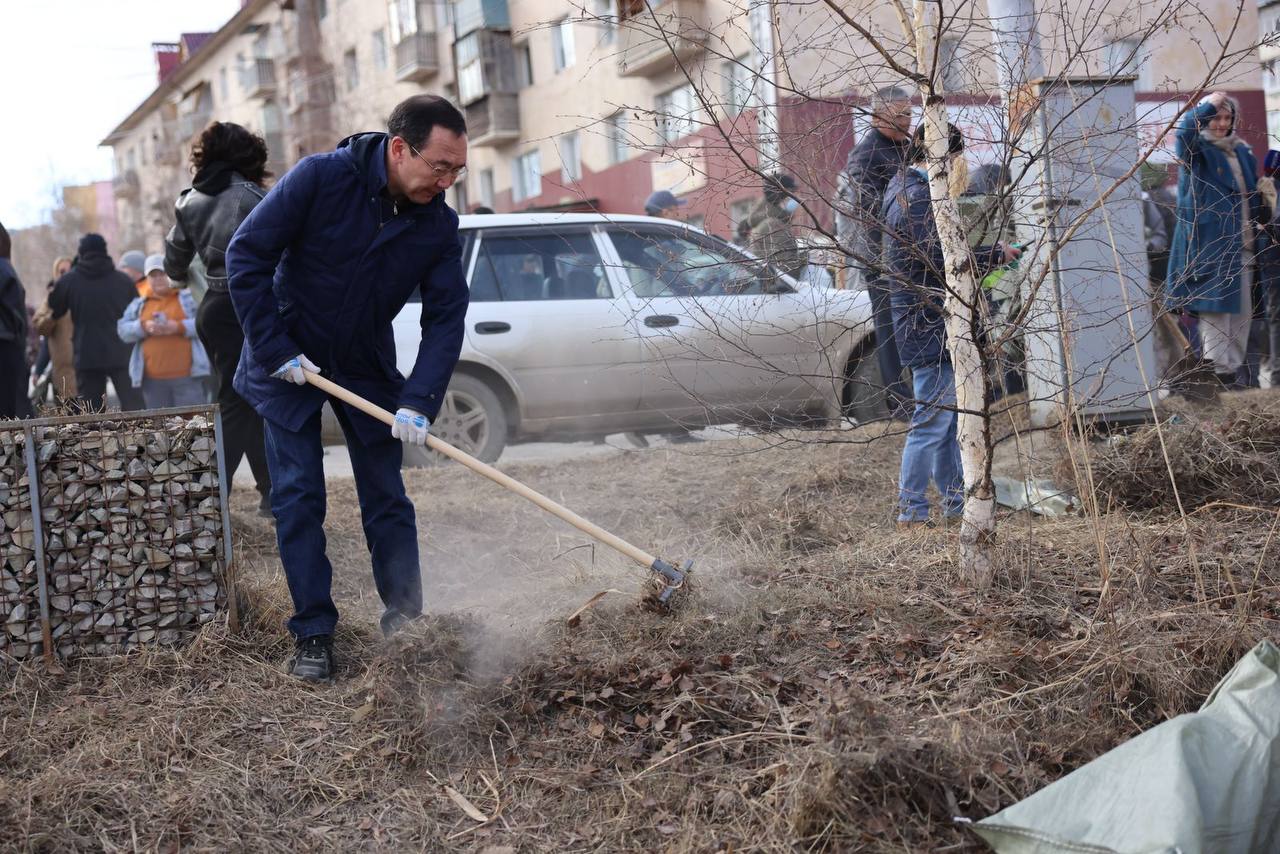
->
<box><xmin>911</xmin><ymin>2</ymin><xmax>996</xmax><ymax>588</ymax></box>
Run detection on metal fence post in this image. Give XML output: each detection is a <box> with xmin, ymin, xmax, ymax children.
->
<box><xmin>21</xmin><ymin>425</ymin><xmax>54</xmax><ymax>668</ymax></box>
<box><xmin>213</xmin><ymin>409</ymin><xmax>239</xmax><ymax>634</ymax></box>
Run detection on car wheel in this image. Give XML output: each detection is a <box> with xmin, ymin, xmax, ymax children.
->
<box><xmin>427</xmin><ymin>373</ymin><xmax>508</xmax><ymax>464</ymax></box>
<box><xmin>842</xmin><ymin>349</ymin><xmax>889</xmax><ymax>424</ymax></box>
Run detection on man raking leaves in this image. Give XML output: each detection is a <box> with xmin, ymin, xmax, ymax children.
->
<box><xmin>226</xmin><ymin>95</ymin><xmax>471</xmax><ymax>682</ymax></box>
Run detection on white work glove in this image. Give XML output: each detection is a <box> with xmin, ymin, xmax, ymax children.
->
<box><xmin>271</xmin><ymin>354</ymin><xmax>320</xmax><ymax>385</ymax></box>
<box><xmin>391</xmin><ymin>407</ymin><xmax>431</xmax><ymax>446</ymax></box>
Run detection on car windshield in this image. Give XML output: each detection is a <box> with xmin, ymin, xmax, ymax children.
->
<box><xmin>606</xmin><ymin>227</ymin><xmax>768</xmax><ymax>298</ymax></box>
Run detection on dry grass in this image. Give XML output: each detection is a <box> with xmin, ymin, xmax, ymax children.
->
<box><xmin>1060</xmin><ymin>392</ymin><xmax>1280</xmax><ymax>512</ymax></box>
<box><xmin>3</xmin><ymin>401</ymin><xmax>1279</xmax><ymax>852</ymax></box>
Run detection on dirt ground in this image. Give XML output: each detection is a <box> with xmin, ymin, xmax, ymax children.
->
<box><xmin>3</xmin><ymin>395</ymin><xmax>1280</xmax><ymax>852</ymax></box>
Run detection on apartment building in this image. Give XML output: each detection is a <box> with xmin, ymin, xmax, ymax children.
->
<box><xmin>1261</xmin><ymin>0</ymin><xmax>1280</xmax><ymax>145</ymax></box>
<box><xmin>103</xmin><ymin>0</ymin><xmax>457</xmax><ymax>253</ymax></box>
<box><xmin>104</xmin><ymin>0</ymin><xmax>1264</xmax><ymax>252</ymax></box>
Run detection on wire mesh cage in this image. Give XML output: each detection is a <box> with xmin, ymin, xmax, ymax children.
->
<box><xmin>0</xmin><ymin>406</ymin><xmax>236</xmax><ymax>664</ymax></box>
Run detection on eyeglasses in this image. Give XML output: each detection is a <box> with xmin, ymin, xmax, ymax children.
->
<box><xmin>408</xmin><ymin>142</ymin><xmax>467</xmax><ymax>181</ymax></box>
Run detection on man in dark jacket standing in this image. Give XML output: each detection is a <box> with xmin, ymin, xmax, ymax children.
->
<box><xmin>0</xmin><ymin>222</ymin><xmax>31</xmax><ymax>418</ymax></box>
<box><xmin>227</xmin><ymin>95</ymin><xmax>470</xmax><ymax>682</ymax></box>
<box><xmin>837</xmin><ymin>87</ymin><xmax>914</xmax><ymax>417</ymax></box>
<box><xmin>48</xmin><ymin>234</ymin><xmax>144</xmax><ymax>412</ymax></box>
<box><xmin>882</xmin><ymin>124</ymin><xmax>1017</xmax><ymax>527</ymax></box>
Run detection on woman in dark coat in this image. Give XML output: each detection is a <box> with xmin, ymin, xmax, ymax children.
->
<box><xmin>164</xmin><ymin>123</ymin><xmax>274</xmax><ymax>514</ymax></box>
<box><xmin>1166</xmin><ymin>92</ymin><xmax>1267</xmax><ymax>386</ymax></box>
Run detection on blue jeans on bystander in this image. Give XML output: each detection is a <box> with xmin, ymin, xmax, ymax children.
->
<box><xmin>263</xmin><ymin>405</ymin><xmax>422</xmax><ymax>639</ymax></box>
<box><xmin>897</xmin><ymin>361</ymin><xmax>964</xmax><ymax>522</ymax></box>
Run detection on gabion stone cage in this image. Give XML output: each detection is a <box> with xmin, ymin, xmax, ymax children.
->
<box><xmin>0</xmin><ymin>406</ymin><xmax>236</xmax><ymax>664</ymax></box>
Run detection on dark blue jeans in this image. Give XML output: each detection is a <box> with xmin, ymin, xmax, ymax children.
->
<box><xmin>263</xmin><ymin>405</ymin><xmax>421</xmax><ymax>639</ymax></box>
<box><xmin>867</xmin><ymin>279</ymin><xmax>911</xmax><ymax>417</ymax></box>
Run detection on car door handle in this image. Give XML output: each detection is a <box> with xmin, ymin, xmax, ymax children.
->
<box><xmin>644</xmin><ymin>315</ymin><xmax>679</xmax><ymax>328</ymax></box>
<box><xmin>474</xmin><ymin>321</ymin><xmax>511</xmax><ymax>334</ymax></box>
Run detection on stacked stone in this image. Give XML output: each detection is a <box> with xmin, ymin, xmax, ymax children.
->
<box><xmin>0</xmin><ymin>414</ymin><xmax>227</xmax><ymax>661</ymax></box>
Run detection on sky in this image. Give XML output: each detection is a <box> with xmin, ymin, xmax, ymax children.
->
<box><xmin>0</xmin><ymin>0</ymin><xmax>242</xmax><ymax>229</ymax></box>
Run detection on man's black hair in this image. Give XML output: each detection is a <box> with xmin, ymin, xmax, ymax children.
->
<box><xmin>388</xmin><ymin>95</ymin><xmax>468</xmax><ymax>149</ymax></box>
<box><xmin>0</xmin><ymin>221</ymin><xmax>9</xmax><ymax>259</ymax></box>
<box><xmin>906</xmin><ymin>122</ymin><xmax>964</xmax><ymax>164</ymax></box>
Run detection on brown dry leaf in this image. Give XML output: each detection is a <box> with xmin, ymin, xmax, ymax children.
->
<box><xmin>351</xmin><ymin>702</ymin><xmax>375</xmax><ymax>723</ymax></box>
<box><xmin>587</xmin><ymin>722</ymin><xmax>605</xmax><ymax>739</ymax></box>
<box><xmin>823</xmin><ymin>639</ymin><xmax>841</xmax><ymax>650</ymax></box>
<box><xmin>599</xmin><ymin>686</ymin><xmax>615</xmax><ymax>699</ymax></box>
<box><xmin>444</xmin><ymin>785</ymin><xmax>490</xmax><ymax>823</ymax></box>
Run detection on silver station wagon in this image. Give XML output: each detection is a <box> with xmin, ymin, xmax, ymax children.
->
<box><xmin>329</xmin><ymin>213</ymin><xmax>882</xmax><ymax>463</ymax></box>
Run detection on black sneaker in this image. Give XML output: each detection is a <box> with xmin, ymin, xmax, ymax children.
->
<box><xmin>287</xmin><ymin>635</ymin><xmax>335</xmax><ymax>683</ymax></box>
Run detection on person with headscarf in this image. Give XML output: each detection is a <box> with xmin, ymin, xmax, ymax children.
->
<box><xmin>1166</xmin><ymin>91</ymin><xmax>1269</xmax><ymax>387</ymax></box>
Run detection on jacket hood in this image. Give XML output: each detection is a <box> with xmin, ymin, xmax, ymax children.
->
<box><xmin>336</xmin><ymin>132</ymin><xmax>392</xmax><ymax>192</ymax></box>
<box><xmin>192</xmin><ymin>161</ymin><xmax>240</xmax><ymax>195</ymax></box>
<box><xmin>336</xmin><ymin>131</ymin><xmax>442</xmax><ymax>211</ymax></box>
<box><xmin>73</xmin><ymin>251</ymin><xmax>115</xmax><ymax>278</ymax></box>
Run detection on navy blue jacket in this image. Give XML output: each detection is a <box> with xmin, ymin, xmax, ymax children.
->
<box><xmin>881</xmin><ymin>168</ymin><xmax>1003</xmax><ymax>368</ymax></box>
<box><xmin>226</xmin><ymin>132</ymin><xmax>469</xmax><ymax>444</ymax></box>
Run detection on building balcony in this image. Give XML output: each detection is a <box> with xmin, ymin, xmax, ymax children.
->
<box><xmin>465</xmin><ymin>93</ymin><xmax>519</xmax><ymax>147</ymax></box>
<box><xmin>113</xmin><ymin>169</ymin><xmax>140</xmax><ymax>200</ymax></box>
<box><xmin>618</xmin><ymin>0</ymin><xmax>708</xmax><ymax>78</ymax></box>
<box><xmin>243</xmin><ymin>58</ymin><xmax>277</xmax><ymax>99</ymax></box>
<box><xmin>453</xmin><ymin>0</ymin><xmax>510</xmax><ymax>38</ymax></box>
<box><xmin>395</xmin><ymin>32</ymin><xmax>439</xmax><ymax>83</ymax></box>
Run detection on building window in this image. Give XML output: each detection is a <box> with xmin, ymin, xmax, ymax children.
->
<box><xmin>344</xmin><ymin>48</ymin><xmax>359</xmax><ymax>91</ymax></box>
<box><xmin>594</xmin><ymin>0</ymin><xmax>615</xmax><ymax>45</ymax></box>
<box><xmin>723</xmin><ymin>54</ymin><xmax>755</xmax><ymax>116</ymax></box>
<box><xmin>937</xmin><ymin>37</ymin><xmax>966</xmax><ymax>93</ymax></box>
<box><xmin>513</xmin><ymin>150</ymin><xmax>542</xmax><ymax>202</ymax></box>
<box><xmin>318</xmin><ymin>0</ymin><xmax>328</xmax><ymax>20</ymax></box>
<box><xmin>559</xmin><ymin>133</ymin><xmax>582</xmax><ymax>182</ymax></box>
<box><xmin>656</xmin><ymin>83</ymin><xmax>698</xmax><ymax>144</ymax></box>
<box><xmin>479</xmin><ymin>168</ymin><xmax>495</xmax><ymax>207</ymax></box>
<box><xmin>606</xmin><ymin>111</ymin><xmax>629</xmax><ymax>164</ymax></box>
<box><xmin>218</xmin><ymin>66</ymin><xmax>229</xmax><ymax>102</ymax></box>
<box><xmin>514</xmin><ymin>41</ymin><xmax>533</xmax><ymax>88</ymax></box>
<box><xmin>388</xmin><ymin>0</ymin><xmax>426</xmax><ymax>43</ymax></box>
<box><xmin>456</xmin><ymin>31</ymin><xmax>484</xmax><ymax>104</ymax></box>
<box><xmin>372</xmin><ymin>29</ymin><xmax>388</xmax><ymax>70</ymax></box>
<box><xmin>552</xmin><ymin>18</ymin><xmax>576</xmax><ymax>72</ymax></box>
<box><xmin>1105</xmin><ymin>37</ymin><xmax>1151</xmax><ymax>90</ymax></box>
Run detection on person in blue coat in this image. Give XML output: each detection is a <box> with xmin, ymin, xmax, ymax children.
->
<box><xmin>226</xmin><ymin>95</ymin><xmax>470</xmax><ymax>682</ymax></box>
<box><xmin>1166</xmin><ymin>91</ymin><xmax>1268</xmax><ymax>386</ymax></box>
<box><xmin>881</xmin><ymin>124</ymin><xmax>1018</xmax><ymax>527</ymax></box>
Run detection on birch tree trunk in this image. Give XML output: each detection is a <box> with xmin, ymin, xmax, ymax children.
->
<box><xmin>911</xmin><ymin>2</ymin><xmax>997</xmax><ymax>588</ymax></box>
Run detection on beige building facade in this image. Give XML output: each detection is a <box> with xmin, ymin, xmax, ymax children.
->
<box><xmin>104</xmin><ymin>0</ymin><xmax>1265</xmax><ymax>248</ymax></box>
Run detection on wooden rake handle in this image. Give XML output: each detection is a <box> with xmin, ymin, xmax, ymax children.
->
<box><xmin>303</xmin><ymin>371</ymin><xmax>658</xmax><ymax>570</ymax></box>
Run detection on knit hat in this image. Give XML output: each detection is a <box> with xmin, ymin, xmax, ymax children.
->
<box><xmin>120</xmin><ymin>250</ymin><xmax>146</xmax><ymax>273</ymax></box>
<box><xmin>78</xmin><ymin>233</ymin><xmax>107</xmax><ymax>256</ymax></box>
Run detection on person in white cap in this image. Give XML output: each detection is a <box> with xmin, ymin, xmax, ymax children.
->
<box><xmin>116</xmin><ymin>254</ymin><xmax>211</xmax><ymax>409</ymax></box>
